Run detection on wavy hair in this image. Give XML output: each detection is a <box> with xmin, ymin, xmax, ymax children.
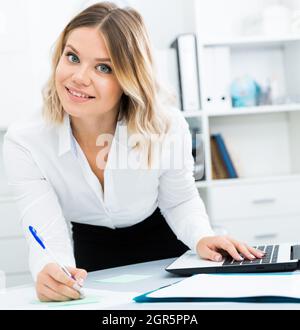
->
<box><xmin>42</xmin><ymin>1</ymin><xmax>172</xmax><ymax>166</ymax></box>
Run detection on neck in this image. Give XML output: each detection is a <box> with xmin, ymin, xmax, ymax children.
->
<box><xmin>70</xmin><ymin>110</ymin><xmax>119</xmax><ymax>150</ymax></box>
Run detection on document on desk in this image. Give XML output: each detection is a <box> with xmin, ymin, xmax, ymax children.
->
<box><xmin>0</xmin><ymin>287</ymin><xmax>139</xmax><ymax>310</ymax></box>
<box><xmin>95</xmin><ymin>274</ymin><xmax>152</xmax><ymax>284</ymax></box>
<box><xmin>134</xmin><ymin>273</ymin><xmax>300</xmax><ymax>303</ymax></box>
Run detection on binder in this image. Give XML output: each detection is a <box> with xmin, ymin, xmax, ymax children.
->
<box><xmin>171</xmin><ymin>34</ymin><xmax>200</xmax><ymax>112</ymax></box>
<box><xmin>201</xmin><ymin>47</ymin><xmax>216</xmax><ymax>110</ymax></box>
<box><xmin>213</xmin><ymin>47</ymin><xmax>232</xmax><ymax>110</ymax></box>
<box><xmin>202</xmin><ymin>47</ymin><xmax>232</xmax><ymax>111</ymax></box>
<box><xmin>134</xmin><ymin>273</ymin><xmax>300</xmax><ymax>304</ymax></box>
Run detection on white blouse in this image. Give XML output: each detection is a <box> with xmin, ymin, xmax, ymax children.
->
<box><xmin>2</xmin><ymin>107</ymin><xmax>214</xmax><ymax>280</ymax></box>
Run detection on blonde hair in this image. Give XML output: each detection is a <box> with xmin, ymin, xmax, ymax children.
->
<box><xmin>43</xmin><ymin>1</ymin><xmax>172</xmax><ymax>166</ymax></box>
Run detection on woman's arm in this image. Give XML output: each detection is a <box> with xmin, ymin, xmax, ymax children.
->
<box><xmin>158</xmin><ymin>113</ymin><xmax>264</xmax><ymax>262</ymax></box>
<box><xmin>158</xmin><ymin>113</ymin><xmax>214</xmax><ymax>253</ymax></box>
<box><xmin>3</xmin><ymin>129</ymin><xmax>86</xmax><ymax>301</ymax></box>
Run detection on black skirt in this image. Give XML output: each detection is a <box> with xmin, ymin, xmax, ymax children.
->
<box><xmin>72</xmin><ymin>208</ymin><xmax>188</xmax><ymax>272</ymax></box>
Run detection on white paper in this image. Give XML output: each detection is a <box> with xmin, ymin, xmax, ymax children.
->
<box><xmin>148</xmin><ymin>273</ymin><xmax>300</xmax><ymax>299</ymax></box>
<box><xmin>0</xmin><ymin>287</ymin><xmax>139</xmax><ymax>310</ymax></box>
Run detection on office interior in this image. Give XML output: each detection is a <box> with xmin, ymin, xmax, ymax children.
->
<box><xmin>1</xmin><ymin>0</ymin><xmax>300</xmax><ymax>289</ymax></box>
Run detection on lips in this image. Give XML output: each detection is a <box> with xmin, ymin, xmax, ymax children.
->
<box><xmin>66</xmin><ymin>87</ymin><xmax>95</xmax><ymax>99</ymax></box>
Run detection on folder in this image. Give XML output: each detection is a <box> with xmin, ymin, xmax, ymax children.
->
<box><xmin>213</xmin><ymin>47</ymin><xmax>232</xmax><ymax>110</ymax></box>
<box><xmin>201</xmin><ymin>47</ymin><xmax>216</xmax><ymax>110</ymax></box>
<box><xmin>134</xmin><ymin>273</ymin><xmax>300</xmax><ymax>303</ymax></box>
<box><xmin>201</xmin><ymin>47</ymin><xmax>232</xmax><ymax>111</ymax></box>
<box><xmin>171</xmin><ymin>34</ymin><xmax>200</xmax><ymax>112</ymax></box>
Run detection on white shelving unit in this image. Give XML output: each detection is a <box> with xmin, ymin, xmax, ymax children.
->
<box><xmin>201</xmin><ymin>34</ymin><xmax>300</xmax><ymax>48</ymax></box>
<box><xmin>188</xmin><ymin>0</ymin><xmax>300</xmax><ymax>244</ymax></box>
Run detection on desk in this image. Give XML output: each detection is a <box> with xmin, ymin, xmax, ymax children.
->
<box><xmin>1</xmin><ymin>258</ymin><xmax>300</xmax><ymax>310</ymax></box>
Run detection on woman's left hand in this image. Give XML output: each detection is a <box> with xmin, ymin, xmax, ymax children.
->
<box><xmin>196</xmin><ymin>236</ymin><xmax>265</xmax><ymax>262</ymax></box>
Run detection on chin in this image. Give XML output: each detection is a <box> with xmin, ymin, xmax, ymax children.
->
<box><xmin>63</xmin><ymin>108</ymin><xmax>85</xmax><ymax>118</ymax></box>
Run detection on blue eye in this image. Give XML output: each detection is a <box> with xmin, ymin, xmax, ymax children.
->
<box><xmin>66</xmin><ymin>52</ymin><xmax>79</xmax><ymax>63</ymax></box>
<box><xmin>96</xmin><ymin>64</ymin><xmax>112</xmax><ymax>74</ymax></box>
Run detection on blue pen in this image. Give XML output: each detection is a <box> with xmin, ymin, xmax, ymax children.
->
<box><xmin>28</xmin><ymin>226</ymin><xmax>85</xmax><ymax>297</ymax></box>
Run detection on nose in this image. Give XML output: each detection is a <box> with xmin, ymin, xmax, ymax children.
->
<box><xmin>72</xmin><ymin>65</ymin><xmax>91</xmax><ymax>86</ymax></box>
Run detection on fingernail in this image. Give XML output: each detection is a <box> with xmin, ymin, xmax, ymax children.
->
<box><xmin>251</xmin><ymin>254</ymin><xmax>256</xmax><ymax>259</ymax></box>
<box><xmin>215</xmin><ymin>255</ymin><xmax>222</xmax><ymax>262</ymax></box>
<box><xmin>77</xmin><ymin>278</ymin><xmax>85</xmax><ymax>287</ymax></box>
<box><xmin>73</xmin><ymin>283</ymin><xmax>82</xmax><ymax>292</ymax></box>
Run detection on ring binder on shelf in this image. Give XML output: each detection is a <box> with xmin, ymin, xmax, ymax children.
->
<box><xmin>202</xmin><ymin>47</ymin><xmax>232</xmax><ymax>111</ymax></box>
<box><xmin>171</xmin><ymin>34</ymin><xmax>201</xmax><ymax>112</ymax></box>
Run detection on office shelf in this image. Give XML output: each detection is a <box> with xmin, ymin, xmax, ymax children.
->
<box><xmin>201</xmin><ymin>35</ymin><xmax>300</xmax><ymax>48</ymax></box>
<box><xmin>192</xmin><ymin>0</ymin><xmax>300</xmax><ymax>244</ymax></box>
<box><xmin>182</xmin><ymin>110</ymin><xmax>203</xmax><ymax>118</ymax></box>
<box><xmin>196</xmin><ymin>174</ymin><xmax>300</xmax><ymax>189</ymax></box>
<box><xmin>204</xmin><ymin>104</ymin><xmax>300</xmax><ymax>117</ymax></box>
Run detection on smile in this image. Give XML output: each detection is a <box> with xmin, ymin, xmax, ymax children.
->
<box><xmin>65</xmin><ymin>87</ymin><xmax>95</xmax><ymax>103</ymax></box>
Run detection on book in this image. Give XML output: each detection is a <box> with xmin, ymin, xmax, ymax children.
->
<box><xmin>171</xmin><ymin>34</ymin><xmax>200</xmax><ymax>112</ymax></box>
<box><xmin>210</xmin><ymin>136</ymin><xmax>229</xmax><ymax>179</ymax></box>
<box><xmin>134</xmin><ymin>273</ymin><xmax>300</xmax><ymax>303</ymax></box>
<box><xmin>212</xmin><ymin>134</ymin><xmax>238</xmax><ymax>179</ymax></box>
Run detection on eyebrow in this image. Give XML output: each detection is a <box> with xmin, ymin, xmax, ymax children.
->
<box><xmin>65</xmin><ymin>44</ymin><xmax>112</xmax><ymax>62</ymax></box>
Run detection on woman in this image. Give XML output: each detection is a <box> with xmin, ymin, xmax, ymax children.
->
<box><xmin>3</xmin><ymin>2</ymin><xmax>264</xmax><ymax>302</ymax></box>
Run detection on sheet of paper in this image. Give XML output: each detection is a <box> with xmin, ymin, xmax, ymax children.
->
<box><xmin>95</xmin><ymin>274</ymin><xmax>152</xmax><ymax>284</ymax></box>
<box><xmin>0</xmin><ymin>287</ymin><xmax>139</xmax><ymax>310</ymax></box>
<box><xmin>148</xmin><ymin>273</ymin><xmax>300</xmax><ymax>299</ymax></box>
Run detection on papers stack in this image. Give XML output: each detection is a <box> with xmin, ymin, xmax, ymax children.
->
<box><xmin>134</xmin><ymin>273</ymin><xmax>300</xmax><ymax>303</ymax></box>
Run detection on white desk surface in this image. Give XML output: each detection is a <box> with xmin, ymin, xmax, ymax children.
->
<box><xmin>2</xmin><ymin>258</ymin><xmax>300</xmax><ymax>310</ymax></box>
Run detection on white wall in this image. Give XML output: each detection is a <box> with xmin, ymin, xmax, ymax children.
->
<box><xmin>130</xmin><ymin>0</ymin><xmax>194</xmax><ymax>48</ymax></box>
<box><xmin>195</xmin><ymin>0</ymin><xmax>288</xmax><ymax>39</ymax></box>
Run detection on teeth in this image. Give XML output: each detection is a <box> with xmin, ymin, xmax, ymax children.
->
<box><xmin>68</xmin><ymin>89</ymin><xmax>90</xmax><ymax>99</ymax></box>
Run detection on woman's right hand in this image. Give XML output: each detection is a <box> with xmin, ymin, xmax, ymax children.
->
<box><xmin>36</xmin><ymin>263</ymin><xmax>88</xmax><ymax>302</ymax></box>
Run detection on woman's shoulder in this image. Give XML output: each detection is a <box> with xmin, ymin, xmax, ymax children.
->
<box><xmin>164</xmin><ymin>106</ymin><xmax>190</xmax><ymax>133</ymax></box>
<box><xmin>5</xmin><ymin>111</ymin><xmax>51</xmax><ymax>140</ymax></box>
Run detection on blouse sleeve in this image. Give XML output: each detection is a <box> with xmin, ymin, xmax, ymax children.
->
<box><xmin>158</xmin><ymin>113</ymin><xmax>215</xmax><ymax>253</ymax></box>
<box><xmin>2</xmin><ymin>129</ymin><xmax>76</xmax><ymax>281</ymax></box>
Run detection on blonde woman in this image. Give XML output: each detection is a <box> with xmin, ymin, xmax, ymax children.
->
<box><xmin>3</xmin><ymin>2</ymin><xmax>263</xmax><ymax>302</ymax></box>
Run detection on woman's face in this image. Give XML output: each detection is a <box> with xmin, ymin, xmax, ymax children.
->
<box><xmin>55</xmin><ymin>27</ymin><xmax>124</xmax><ymax>119</ymax></box>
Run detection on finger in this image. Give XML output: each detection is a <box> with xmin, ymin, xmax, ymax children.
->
<box><xmin>45</xmin><ymin>274</ymin><xmax>81</xmax><ymax>300</ymax></box>
<box><xmin>40</xmin><ymin>284</ymin><xmax>71</xmax><ymax>302</ymax></box>
<box><xmin>230</xmin><ymin>239</ymin><xmax>264</xmax><ymax>260</ymax></box>
<box><xmin>50</xmin><ymin>267</ymin><xmax>77</xmax><ymax>289</ymax></box>
<box><xmin>37</xmin><ymin>293</ymin><xmax>50</xmax><ymax>303</ymax></box>
<box><xmin>199</xmin><ymin>245</ymin><xmax>223</xmax><ymax>262</ymax></box>
<box><xmin>233</xmin><ymin>242</ymin><xmax>256</xmax><ymax>260</ymax></box>
<box><xmin>248</xmin><ymin>246</ymin><xmax>265</xmax><ymax>259</ymax></box>
<box><xmin>67</xmin><ymin>267</ymin><xmax>88</xmax><ymax>286</ymax></box>
<box><xmin>219</xmin><ymin>239</ymin><xmax>243</xmax><ymax>261</ymax></box>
